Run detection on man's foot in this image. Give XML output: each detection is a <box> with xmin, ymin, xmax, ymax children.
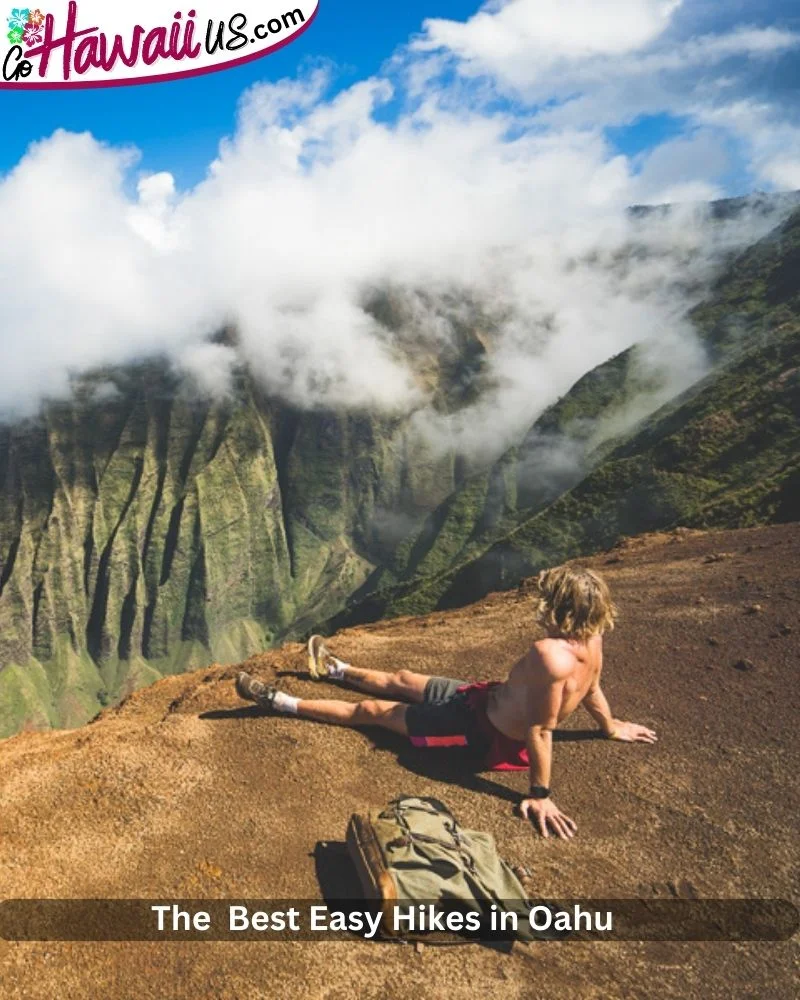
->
<box><xmin>307</xmin><ymin>635</ymin><xmax>347</xmax><ymax>679</ymax></box>
<box><xmin>235</xmin><ymin>671</ymin><xmax>278</xmax><ymax>710</ymax></box>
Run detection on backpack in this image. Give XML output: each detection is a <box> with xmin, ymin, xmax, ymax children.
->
<box><xmin>346</xmin><ymin>795</ymin><xmax>554</xmax><ymax>943</ymax></box>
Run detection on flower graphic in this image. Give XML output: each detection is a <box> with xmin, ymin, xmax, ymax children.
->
<box><xmin>6</xmin><ymin>8</ymin><xmax>30</xmax><ymax>30</ymax></box>
<box><xmin>27</xmin><ymin>6</ymin><xmax>43</xmax><ymax>25</ymax></box>
<box><xmin>7</xmin><ymin>25</ymin><xmax>23</xmax><ymax>44</ymax></box>
<box><xmin>22</xmin><ymin>20</ymin><xmax>41</xmax><ymax>44</ymax></box>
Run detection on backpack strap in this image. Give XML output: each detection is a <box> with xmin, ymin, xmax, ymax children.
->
<box><xmin>383</xmin><ymin>800</ymin><xmax>479</xmax><ymax>875</ymax></box>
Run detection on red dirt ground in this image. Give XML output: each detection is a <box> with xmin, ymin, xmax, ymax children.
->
<box><xmin>1</xmin><ymin>523</ymin><xmax>798</xmax><ymax>999</ymax></box>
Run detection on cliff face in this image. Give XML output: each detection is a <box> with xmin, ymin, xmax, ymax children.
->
<box><xmin>3</xmin><ymin>198</ymin><xmax>799</xmax><ymax>737</ymax></box>
<box><xmin>329</xmin><ymin>206</ymin><xmax>800</xmax><ymax>624</ymax></box>
<box><xmin>0</xmin><ymin>365</ymin><xmax>466</xmax><ymax>737</ymax></box>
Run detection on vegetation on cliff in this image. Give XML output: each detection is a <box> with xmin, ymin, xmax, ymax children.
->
<box><xmin>329</xmin><ymin>204</ymin><xmax>800</xmax><ymax>624</ymax></box>
<box><xmin>2</xmin><ymin>199</ymin><xmax>799</xmax><ymax>736</ymax></box>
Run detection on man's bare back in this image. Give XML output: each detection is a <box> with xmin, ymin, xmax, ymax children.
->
<box><xmin>488</xmin><ymin>635</ymin><xmax>602</xmax><ymax>742</ymax></box>
<box><xmin>503</xmin><ymin>629</ymin><xmax>656</xmax><ymax>840</ymax></box>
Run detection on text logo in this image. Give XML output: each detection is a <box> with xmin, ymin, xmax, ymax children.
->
<box><xmin>2</xmin><ymin>1</ymin><xmax>318</xmax><ymax>88</ymax></box>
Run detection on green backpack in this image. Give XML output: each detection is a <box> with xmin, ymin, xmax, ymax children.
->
<box><xmin>346</xmin><ymin>795</ymin><xmax>554</xmax><ymax>943</ymax></box>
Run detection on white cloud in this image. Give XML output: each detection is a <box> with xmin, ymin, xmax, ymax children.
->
<box><xmin>761</xmin><ymin>156</ymin><xmax>800</xmax><ymax>190</ymax></box>
<box><xmin>416</xmin><ymin>0</ymin><xmax>681</xmax><ymax>68</ymax></box>
<box><xmin>412</xmin><ymin>0</ymin><xmax>800</xmax><ymax>135</ymax></box>
<box><xmin>411</xmin><ymin>0</ymin><xmax>800</xmax><ymax>99</ymax></box>
<box><xmin>0</xmin><ymin>0</ymin><xmax>796</xmax><ymax>461</ymax></box>
<box><xmin>632</xmin><ymin>130</ymin><xmax>730</xmax><ymax>204</ymax></box>
<box><xmin>128</xmin><ymin>171</ymin><xmax>178</xmax><ymax>248</ymax></box>
<box><xmin>692</xmin><ymin>99</ymin><xmax>800</xmax><ymax>193</ymax></box>
<box><xmin>178</xmin><ymin>342</ymin><xmax>238</xmax><ymax>399</ymax></box>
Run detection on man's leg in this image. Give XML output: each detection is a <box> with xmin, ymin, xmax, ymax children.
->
<box><xmin>237</xmin><ymin>672</ymin><xmax>408</xmax><ymax>731</ymax></box>
<box><xmin>294</xmin><ymin>696</ymin><xmax>409</xmax><ymax>734</ymax></box>
<box><xmin>236</xmin><ymin>672</ymin><xmax>471</xmax><ymax>748</ymax></box>
<box><xmin>307</xmin><ymin>636</ymin><xmax>430</xmax><ymax>703</ymax></box>
<box><xmin>334</xmin><ymin>665</ymin><xmax>431</xmax><ymax>703</ymax></box>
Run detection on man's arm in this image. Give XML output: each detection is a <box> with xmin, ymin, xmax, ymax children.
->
<box><xmin>519</xmin><ymin>659</ymin><xmax>577</xmax><ymax>841</ymax></box>
<box><xmin>582</xmin><ymin>683</ymin><xmax>616</xmax><ymax>736</ymax></box>
<box><xmin>583</xmin><ymin>678</ymin><xmax>658</xmax><ymax>743</ymax></box>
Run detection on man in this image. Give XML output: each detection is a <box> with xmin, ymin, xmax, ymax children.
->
<box><xmin>236</xmin><ymin>565</ymin><xmax>657</xmax><ymax>839</ymax></box>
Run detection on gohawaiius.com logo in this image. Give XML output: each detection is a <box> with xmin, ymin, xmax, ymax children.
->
<box><xmin>2</xmin><ymin>0</ymin><xmax>318</xmax><ymax>88</ymax></box>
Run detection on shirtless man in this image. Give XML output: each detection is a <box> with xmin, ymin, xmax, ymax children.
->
<box><xmin>236</xmin><ymin>565</ymin><xmax>657</xmax><ymax>840</ymax></box>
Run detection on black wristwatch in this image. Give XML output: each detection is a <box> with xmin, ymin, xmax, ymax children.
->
<box><xmin>528</xmin><ymin>785</ymin><xmax>551</xmax><ymax>799</ymax></box>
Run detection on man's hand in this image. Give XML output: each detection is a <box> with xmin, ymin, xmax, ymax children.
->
<box><xmin>519</xmin><ymin>797</ymin><xmax>577</xmax><ymax>840</ymax></box>
<box><xmin>608</xmin><ymin>720</ymin><xmax>657</xmax><ymax>743</ymax></box>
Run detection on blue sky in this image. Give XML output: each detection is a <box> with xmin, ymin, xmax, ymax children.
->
<box><xmin>2</xmin><ymin>0</ymin><xmax>797</xmax><ymax>191</ymax></box>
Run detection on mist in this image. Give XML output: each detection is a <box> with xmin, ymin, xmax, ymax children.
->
<box><xmin>1</xmin><ymin>0</ymin><xmax>798</xmax><ymax>467</ymax></box>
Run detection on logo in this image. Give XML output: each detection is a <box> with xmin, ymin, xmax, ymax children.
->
<box><xmin>2</xmin><ymin>1</ymin><xmax>319</xmax><ymax>88</ymax></box>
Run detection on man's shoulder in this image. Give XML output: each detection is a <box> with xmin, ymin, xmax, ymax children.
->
<box><xmin>527</xmin><ymin>638</ymin><xmax>579</xmax><ymax>681</ymax></box>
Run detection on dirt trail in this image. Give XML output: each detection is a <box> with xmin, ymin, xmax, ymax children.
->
<box><xmin>1</xmin><ymin>523</ymin><xmax>798</xmax><ymax>999</ymax></box>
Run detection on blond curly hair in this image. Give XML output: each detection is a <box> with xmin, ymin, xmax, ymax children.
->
<box><xmin>534</xmin><ymin>565</ymin><xmax>618</xmax><ymax>639</ymax></box>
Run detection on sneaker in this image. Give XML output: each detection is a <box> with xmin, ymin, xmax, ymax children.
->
<box><xmin>307</xmin><ymin>634</ymin><xmax>340</xmax><ymax>679</ymax></box>
<box><xmin>235</xmin><ymin>671</ymin><xmax>277</xmax><ymax>709</ymax></box>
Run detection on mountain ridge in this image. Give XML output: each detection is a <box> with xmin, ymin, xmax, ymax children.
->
<box><xmin>326</xmin><ymin>203</ymin><xmax>800</xmax><ymax>626</ymax></box>
<box><xmin>2</xmin><ymin>193</ymin><xmax>799</xmax><ymax>737</ymax></box>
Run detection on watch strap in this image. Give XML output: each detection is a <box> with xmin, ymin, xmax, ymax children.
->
<box><xmin>528</xmin><ymin>785</ymin><xmax>550</xmax><ymax>799</ymax></box>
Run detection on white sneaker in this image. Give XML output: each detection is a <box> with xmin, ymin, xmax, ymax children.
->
<box><xmin>307</xmin><ymin>635</ymin><xmax>342</xmax><ymax>679</ymax></box>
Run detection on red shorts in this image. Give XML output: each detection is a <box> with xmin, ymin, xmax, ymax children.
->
<box><xmin>404</xmin><ymin>677</ymin><xmax>528</xmax><ymax>771</ymax></box>
<box><xmin>459</xmin><ymin>681</ymin><xmax>529</xmax><ymax>771</ymax></box>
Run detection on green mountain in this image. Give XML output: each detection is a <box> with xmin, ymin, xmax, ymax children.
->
<box><xmin>2</xmin><ymin>196</ymin><xmax>799</xmax><ymax>737</ymax></box>
<box><xmin>0</xmin><ymin>357</ymin><xmax>476</xmax><ymax>737</ymax></box>
<box><xmin>328</xmin><ymin>204</ymin><xmax>800</xmax><ymax>624</ymax></box>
